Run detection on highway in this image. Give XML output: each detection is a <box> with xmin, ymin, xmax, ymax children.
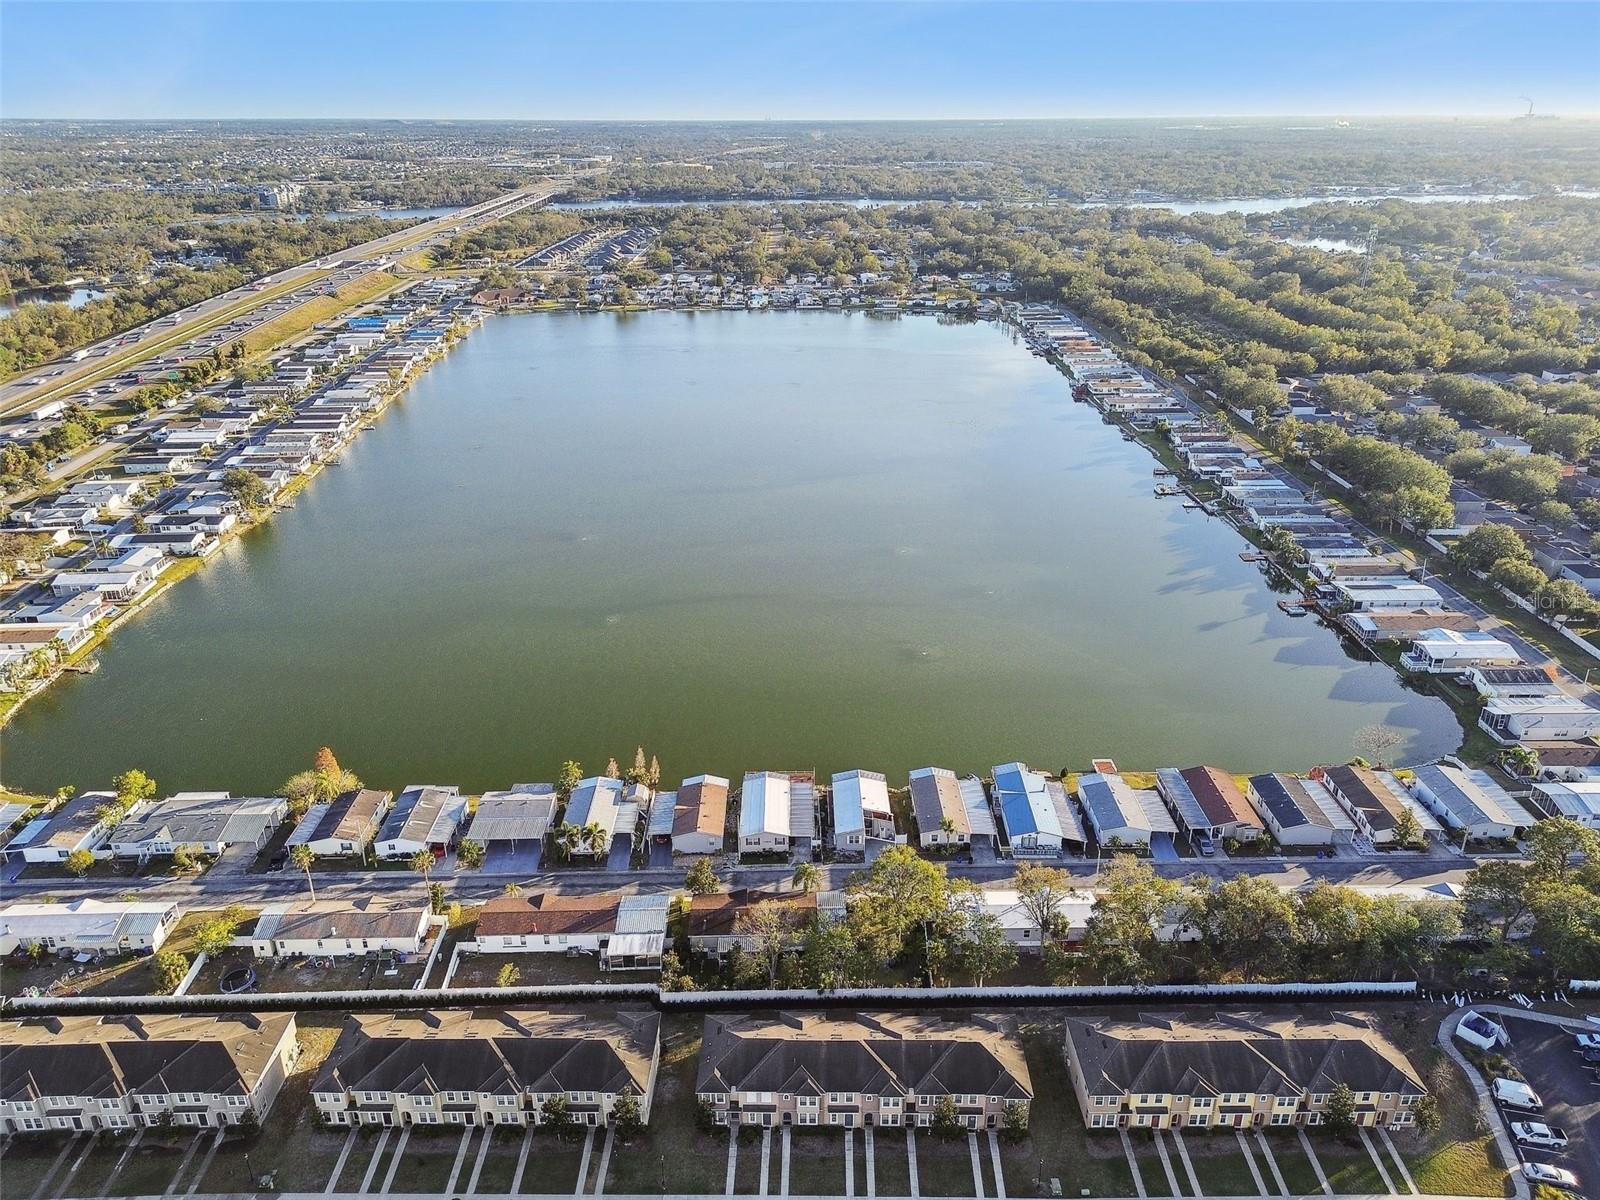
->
<box><xmin>0</xmin><ymin>182</ymin><xmax>565</xmax><ymax>420</ymax></box>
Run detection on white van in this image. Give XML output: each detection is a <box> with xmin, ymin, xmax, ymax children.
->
<box><xmin>1491</xmin><ymin>1078</ymin><xmax>1541</xmax><ymax>1110</ymax></box>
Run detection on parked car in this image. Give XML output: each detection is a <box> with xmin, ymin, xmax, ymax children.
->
<box><xmin>267</xmin><ymin>851</ymin><xmax>287</xmax><ymax>872</ymax></box>
<box><xmin>1511</xmin><ymin>1122</ymin><xmax>1568</xmax><ymax>1150</ymax></box>
<box><xmin>1521</xmin><ymin>1163</ymin><xmax>1580</xmax><ymax>1189</ymax></box>
<box><xmin>1456</xmin><ymin>1011</ymin><xmax>1509</xmax><ymax>1051</ymax></box>
<box><xmin>1575</xmin><ymin>1031</ymin><xmax>1600</xmax><ymax>1051</ymax></box>
<box><xmin>1193</xmin><ymin>831</ymin><xmax>1216</xmax><ymax>856</ymax></box>
<box><xmin>1492</xmin><ymin>1078</ymin><xmax>1542</xmax><ymax>1110</ymax></box>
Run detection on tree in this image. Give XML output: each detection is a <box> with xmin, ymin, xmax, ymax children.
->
<box><xmin>791</xmin><ymin>862</ymin><xmax>821</xmax><ymax>893</ymax></box>
<box><xmin>1491</xmin><ymin>557</ymin><xmax>1548</xmax><ymax>598</ymax></box>
<box><xmin>1000</xmin><ymin>1102</ymin><xmax>1029</xmax><ymax>1144</ymax></box>
<box><xmin>503</xmin><ymin>881</ymin><xmax>524</xmax><ymax>897</ymax></box>
<box><xmin>290</xmin><ymin>843</ymin><xmax>317</xmax><ymax>903</ymax></box>
<box><xmin>844</xmin><ymin>845</ymin><xmax>950</xmax><ymax>969</ymax></box>
<box><xmin>1013</xmin><ymin>862</ymin><xmax>1075</xmax><ymax>950</ymax></box>
<box><xmin>734</xmin><ymin>901</ymin><xmax>801</xmax><ymax>985</ymax></box>
<box><xmin>1080</xmin><ymin>858</ymin><xmax>1183</xmax><ymax>985</ymax></box>
<box><xmin>281</xmin><ymin>749</ymin><xmax>361</xmax><ymax>819</ymax></box>
<box><xmin>951</xmin><ymin>908</ymin><xmax>1018</xmax><ymax>986</ymax></box>
<box><xmin>685</xmin><ymin>858</ymin><xmax>720</xmax><ymax>896</ymax></box>
<box><xmin>557</xmin><ymin>760</ymin><xmax>583</xmax><ymax>799</ymax></box>
<box><xmin>221</xmin><ymin>467</ymin><xmax>269</xmax><ymax>514</ymax></box>
<box><xmin>1412</xmin><ymin>1094</ymin><xmax>1442</xmax><ymax>1136</ymax></box>
<box><xmin>64</xmin><ymin>848</ymin><xmax>95</xmax><ymax>877</ymax></box>
<box><xmin>1323</xmin><ymin>1083</ymin><xmax>1357</xmax><ymax>1137</ymax></box>
<box><xmin>611</xmin><ymin>1090</ymin><xmax>645</xmax><ymax>1138</ymax></box>
<box><xmin>153</xmin><ymin>949</ymin><xmax>190</xmax><ymax>994</ymax></box>
<box><xmin>1188</xmin><ymin>875</ymin><xmax>1300</xmax><ymax>981</ymax></box>
<box><xmin>110</xmin><ymin>767</ymin><xmax>157</xmax><ymax>817</ymax></box>
<box><xmin>1393</xmin><ymin>807</ymin><xmax>1426</xmax><ymax>850</ymax></box>
<box><xmin>1449</xmin><ymin>523</ymin><xmax>1529</xmax><ymax>573</ymax></box>
<box><xmin>604</xmin><ymin>757</ymin><xmax>620</xmax><ymax>779</ymax></box>
<box><xmin>930</xmin><ymin>1096</ymin><xmax>961</xmax><ymax>1140</ymax></box>
<box><xmin>1525</xmin><ymin>817</ymin><xmax>1600</xmax><ymax>883</ymax></box>
<box><xmin>541</xmin><ymin>1095</ymin><xmax>575</xmax><ymax>1138</ymax></box>
<box><xmin>312</xmin><ymin>746</ymin><xmax>342</xmax><ymax>776</ymax></box>
<box><xmin>800</xmin><ymin>914</ymin><xmax>871</xmax><ymax>990</ymax></box>
<box><xmin>456</xmin><ymin>839</ymin><xmax>485</xmax><ymax>869</ymax></box>
<box><xmin>192</xmin><ymin>905</ymin><xmax>249</xmax><ymax>957</ymax></box>
<box><xmin>1354</xmin><ymin>725</ymin><xmax>1403</xmax><ymax>769</ymax></box>
<box><xmin>409</xmin><ymin>849</ymin><xmax>434</xmax><ymax>882</ymax></box>
<box><xmin>495</xmin><ymin>962</ymin><xmax>521</xmax><ymax>988</ymax></box>
<box><xmin>170</xmin><ymin>844</ymin><xmax>199</xmax><ymax>873</ymax></box>
<box><xmin>1537</xmin><ymin>577</ymin><xmax>1595</xmax><ymax>621</ymax></box>
<box><xmin>430</xmin><ymin>882</ymin><xmax>447</xmax><ymax>915</ymax></box>
<box><xmin>660</xmin><ymin>949</ymin><xmax>696</xmax><ymax>992</ymax></box>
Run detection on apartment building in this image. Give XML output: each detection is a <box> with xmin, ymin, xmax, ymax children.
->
<box><xmin>696</xmin><ymin>1013</ymin><xmax>1031</xmax><ymax>1131</ymax></box>
<box><xmin>311</xmin><ymin>1009</ymin><xmax>660</xmax><ymax>1128</ymax></box>
<box><xmin>1</xmin><ymin>1013</ymin><xmax>298</xmax><ymax>1133</ymax></box>
<box><xmin>1064</xmin><ymin>1012</ymin><xmax>1425</xmax><ymax>1132</ymax></box>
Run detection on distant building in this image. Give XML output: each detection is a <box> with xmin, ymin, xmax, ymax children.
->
<box><xmin>285</xmin><ymin>789</ymin><xmax>392</xmax><ymax>859</ymax></box>
<box><xmin>671</xmin><ymin>775</ymin><xmax>729</xmax><ymax>856</ymax></box>
<box><xmin>908</xmin><ymin>767</ymin><xmax>970</xmax><ymax>849</ymax></box>
<box><xmin>107</xmin><ymin>792</ymin><xmax>286</xmax><ymax>861</ymax></box>
<box><xmin>0</xmin><ymin>898</ymin><xmax>180</xmax><ymax>957</ymax></box>
<box><xmin>248</xmin><ymin>900</ymin><xmax>430</xmax><ymax>959</ymax></box>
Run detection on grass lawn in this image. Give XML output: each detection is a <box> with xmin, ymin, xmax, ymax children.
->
<box><xmin>1405</xmin><ymin>1135</ymin><xmax>1510</xmax><ymax>1198</ymax></box>
<box><xmin>387</xmin><ymin>1126</ymin><xmax>466</xmax><ymax>1191</ymax></box>
<box><xmin>54</xmin><ymin>1135</ymin><xmax>133</xmax><ymax>1198</ymax></box>
<box><xmin>601</xmin><ymin>1015</ymin><xmax>729</xmax><ymax>1197</ymax></box>
<box><xmin>786</xmin><ymin>1131</ymin><xmax>847</xmax><ymax>1195</ymax></box>
<box><xmin>238</xmin><ymin>272</ymin><xmax>402</xmax><ymax>356</ymax></box>
<box><xmin>0</xmin><ymin>1133</ymin><xmax>81</xmax><ymax>1199</ymax></box>
<box><xmin>1131</xmin><ymin>1145</ymin><xmax>1178</xmax><ymax>1196</ymax></box>
<box><xmin>1312</xmin><ymin>1140</ymin><xmax>1386</xmax><ymax>1195</ymax></box>
<box><xmin>1259</xmin><ymin>1132</ymin><xmax>1323</xmax><ymax>1196</ymax></box>
<box><xmin>915</xmin><ymin>1133</ymin><xmax>978</xmax><ymax>1197</ymax></box>
<box><xmin>449</xmin><ymin>950</ymin><xmax>613</xmax><ymax>989</ymax></box>
<box><xmin>471</xmin><ymin>1128</ymin><xmax>527</xmax><ymax>1193</ymax></box>
<box><xmin>874</xmin><ymin>1129</ymin><xmax>913</xmax><ymax>1197</ymax></box>
<box><xmin>516</xmin><ymin>1137</ymin><xmax>585</xmax><ymax>1194</ymax></box>
<box><xmin>733</xmin><ymin>1127</ymin><xmax>767</xmax><ymax>1193</ymax></box>
<box><xmin>104</xmin><ymin>1130</ymin><xmax>201</xmax><ymax>1197</ymax></box>
<box><xmin>1181</xmin><ymin>1133</ymin><xmax>1261</xmax><ymax>1197</ymax></box>
<box><xmin>998</xmin><ymin>1027</ymin><xmax>1138</xmax><ymax>1198</ymax></box>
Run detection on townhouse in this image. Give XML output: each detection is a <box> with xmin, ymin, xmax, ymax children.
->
<box><xmin>107</xmin><ymin>792</ymin><xmax>286</xmax><ymax>861</ymax></box>
<box><xmin>1</xmin><ymin>1013</ymin><xmax>298</xmax><ymax>1133</ymax></box>
<box><xmin>1064</xmin><ymin>1012</ymin><xmax>1426</xmax><ymax>1132</ymax></box>
<box><xmin>696</xmin><ymin>1013</ymin><xmax>1031</xmax><ymax>1132</ymax></box>
<box><xmin>0</xmin><ymin>898</ymin><xmax>180</xmax><ymax>956</ymax></box>
<box><xmin>908</xmin><ymin>766</ymin><xmax>971</xmax><ymax>849</ymax></box>
<box><xmin>248</xmin><ymin>900</ymin><xmax>431</xmax><ymax>959</ymax></box>
<box><xmin>312</xmin><ymin>1009</ymin><xmax>660</xmax><ymax>1129</ymax></box>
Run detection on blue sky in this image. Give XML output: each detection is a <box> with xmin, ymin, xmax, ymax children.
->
<box><xmin>3</xmin><ymin>1</ymin><xmax>1597</xmax><ymax>120</ymax></box>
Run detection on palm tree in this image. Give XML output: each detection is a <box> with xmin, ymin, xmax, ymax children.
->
<box><xmin>792</xmin><ymin>862</ymin><xmax>821</xmax><ymax>893</ymax></box>
<box><xmin>290</xmin><ymin>844</ymin><xmax>317</xmax><ymax>903</ymax></box>
<box><xmin>409</xmin><ymin>849</ymin><xmax>434</xmax><ymax>882</ymax></box>
<box><xmin>587</xmin><ymin>823</ymin><xmax>608</xmax><ymax>855</ymax></box>
<box><xmin>503</xmin><ymin>882</ymin><xmax>523</xmax><ymax>897</ymax></box>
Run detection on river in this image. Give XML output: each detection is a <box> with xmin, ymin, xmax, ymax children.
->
<box><xmin>0</xmin><ymin>311</ymin><xmax>1459</xmax><ymax>795</ymax></box>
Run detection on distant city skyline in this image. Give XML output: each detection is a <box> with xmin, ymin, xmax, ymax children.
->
<box><xmin>2</xmin><ymin>0</ymin><xmax>1597</xmax><ymax>121</ymax></box>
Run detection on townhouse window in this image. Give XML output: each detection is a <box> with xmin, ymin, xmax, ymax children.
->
<box><xmin>228</xmin><ymin>1096</ymin><xmax>247</xmax><ymax>1107</ymax></box>
<box><xmin>1399</xmin><ymin>1095</ymin><xmax>1418</xmax><ymax>1107</ymax></box>
<box><xmin>1188</xmin><ymin>1116</ymin><xmax>1210</xmax><ymax>1129</ymax></box>
<box><xmin>1358</xmin><ymin>1093</ymin><xmax>1374</xmax><ymax>1104</ymax></box>
<box><xmin>1305</xmin><ymin>1113</ymin><xmax>1323</xmax><ymax>1126</ymax></box>
<box><xmin>1271</xmin><ymin>1113</ymin><xmax>1292</xmax><ymax>1126</ymax></box>
<box><xmin>1310</xmin><ymin>1094</ymin><xmax>1329</xmax><ymax>1106</ymax></box>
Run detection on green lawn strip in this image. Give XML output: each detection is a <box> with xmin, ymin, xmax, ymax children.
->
<box><xmin>1181</xmin><ymin>1134</ymin><xmax>1263</xmax><ymax>1198</ymax></box>
<box><xmin>104</xmin><ymin>1130</ymin><xmax>198</xmax><ymax>1197</ymax></box>
<box><xmin>1001</xmin><ymin>1031</ymin><xmax>1137</xmax><ymax>1198</ymax></box>
<box><xmin>874</xmin><ymin>1130</ymin><xmax>913</xmax><ymax>1197</ymax></box>
<box><xmin>1403</xmin><ymin>1134</ymin><xmax>1511</xmax><ymax>1198</ymax></box>
<box><xmin>389</xmin><ymin>1126</ymin><xmax>470</xmax><ymax>1192</ymax></box>
<box><xmin>1132</xmin><ymin>1146</ymin><xmax>1179</xmax><ymax>1196</ymax></box>
<box><xmin>916</xmin><ymin>1134</ymin><xmax>980</xmax><ymax>1197</ymax></box>
<box><xmin>0</xmin><ymin>1133</ymin><xmax>83</xmax><ymax>1199</ymax></box>
<box><xmin>470</xmin><ymin>1129</ymin><xmax>526</xmax><ymax>1194</ymax></box>
<box><xmin>786</xmin><ymin>1131</ymin><xmax>847</xmax><ymax>1195</ymax></box>
<box><xmin>517</xmin><ymin>1138</ymin><xmax>585</xmax><ymax>1195</ymax></box>
<box><xmin>1312</xmin><ymin>1139</ymin><xmax>1386</xmax><ymax>1195</ymax></box>
<box><xmin>733</xmin><ymin>1126</ymin><xmax>766</xmax><ymax>1193</ymax></box>
<box><xmin>53</xmin><ymin>1135</ymin><xmax>130</xmax><ymax>1198</ymax></box>
<box><xmin>855</xmin><ymin>1131</ymin><xmax>873</xmax><ymax>1196</ymax></box>
<box><xmin>1256</xmin><ymin>1133</ymin><xmax>1320</xmax><ymax>1196</ymax></box>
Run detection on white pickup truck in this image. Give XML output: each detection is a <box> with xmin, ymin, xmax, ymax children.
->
<box><xmin>1511</xmin><ymin>1121</ymin><xmax>1568</xmax><ymax>1150</ymax></box>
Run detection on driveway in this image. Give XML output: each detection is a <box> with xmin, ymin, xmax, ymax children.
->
<box><xmin>646</xmin><ymin>839</ymin><xmax>673</xmax><ymax>869</ymax></box>
<box><xmin>482</xmin><ymin>842</ymin><xmax>543</xmax><ymax>875</ymax></box>
<box><xmin>605</xmin><ymin>834</ymin><xmax>633</xmax><ymax>872</ymax></box>
<box><xmin>1502</xmin><ymin>1016</ymin><xmax>1600</xmax><ymax>1190</ymax></box>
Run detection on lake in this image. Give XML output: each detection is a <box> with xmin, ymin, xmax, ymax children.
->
<box><xmin>0</xmin><ymin>287</ymin><xmax>110</xmax><ymax>319</ymax></box>
<box><xmin>0</xmin><ymin>312</ymin><xmax>1460</xmax><ymax>795</ymax></box>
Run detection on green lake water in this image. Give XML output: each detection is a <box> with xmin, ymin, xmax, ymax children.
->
<box><xmin>0</xmin><ymin>311</ymin><xmax>1460</xmax><ymax>794</ymax></box>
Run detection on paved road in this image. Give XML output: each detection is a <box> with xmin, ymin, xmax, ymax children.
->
<box><xmin>0</xmin><ymin>852</ymin><xmax>1481</xmax><ymax>905</ymax></box>
<box><xmin>0</xmin><ymin>183</ymin><xmax>565</xmax><ymax>419</ymax></box>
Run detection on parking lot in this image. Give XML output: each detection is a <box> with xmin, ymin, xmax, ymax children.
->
<box><xmin>1497</xmin><ymin>1016</ymin><xmax>1600</xmax><ymax>1194</ymax></box>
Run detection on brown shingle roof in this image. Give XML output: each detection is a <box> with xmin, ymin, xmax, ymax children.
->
<box><xmin>1180</xmin><ymin>766</ymin><xmax>1262</xmax><ymax>831</ymax></box>
<box><xmin>312</xmin><ymin>789</ymin><xmax>392</xmax><ymax>843</ymax></box>
<box><xmin>476</xmin><ymin>893</ymin><xmax>623</xmax><ymax>938</ymax></box>
<box><xmin>687</xmin><ymin>889</ymin><xmax>818</xmax><ymax>938</ymax></box>
<box><xmin>673</xmin><ymin>777</ymin><xmax>728</xmax><ymax>840</ymax></box>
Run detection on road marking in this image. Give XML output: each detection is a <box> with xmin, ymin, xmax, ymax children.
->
<box><xmin>466</xmin><ymin>1124</ymin><xmax>496</xmax><ymax>1194</ymax></box>
<box><xmin>1377</xmin><ymin>1127</ymin><xmax>1419</xmax><ymax>1195</ymax></box>
<box><xmin>986</xmin><ymin>1130</ymin><xmax>1007</xmax><ymax>1200</ymax></box>
<box><xmin>378</xmin><ymin>1125</ymin><xmax>412</xmax><ymax>1195</ymax></box>
<box><xmin>357</xmin><ymin>1127</ymin><xmax>392</xmax><ymax>1194</ymax></box>
<box><xmin>1170</xmin><ymin>1130</ymin><xmax>1202</xmax><ymax>1196</ymax></box>
<box><xmin>593</xmin><ymin>1126</ymin><xmax>616</xmax><ymax>1197</ymax></box>
<box><xmin>1358</xmin><ymin>1127</ymin><xmax>1398</xmax><ymax>1195</ymax></box>
<box><xmin>1295</xmin><ymin>1129</ymin><xmax>1333</xmax><ymax>1197</ymax></box>
<box><xmin>1118</xmin><ymin>1131</ymin><xmax>1148</xmax><ymax>1200</ymax></box>
<box><xmin>1234</xmin><ymin>1131</ymin><xmax>1267</xmax><ymax>1197</ymax></box>
<box><xmin>906</xmin><ymin>1128</ymin><xmax>919</xmax><ymax>1199</ymax></box>
<box><xmin>966</xmin><ymin>1131</ymin><xmax>985</xmax><ymax>1200</ymax></box>
<box><xmin>325</xmin><ymin>1128</ymin><xmax>358</xmax><ymax>1194</ymax></box>
<box><xmin>725</xmin><ymin>1124</ymin><xmax>738</xmax><ymax>1197</ymax></box>
<box><xmin>574</xmin><ymin>1127</ymin><xmax>595</xmax><ymax>1196</ymax></box>
<box><xmin>1252</xmin><ymin>1132</ymin><xmax>1290</xmax><ymax>1197</ymax></box>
